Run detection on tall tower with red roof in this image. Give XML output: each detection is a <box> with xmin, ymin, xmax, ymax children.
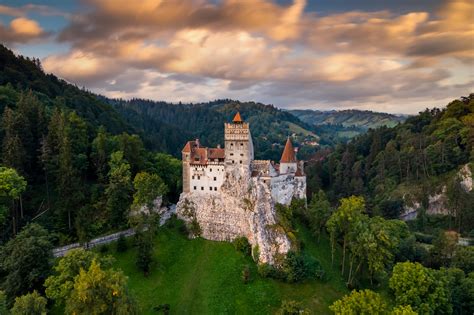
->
<box><xmin>224</xmin><ymin>112</ymin><xmax>254</xmax><ymax>169</ymax></box>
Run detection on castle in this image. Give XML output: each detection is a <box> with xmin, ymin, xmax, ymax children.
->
<box><xmin>176</xmin><ymin>112</ymin><xmax>306</xmax><ymax>264</ymax></box>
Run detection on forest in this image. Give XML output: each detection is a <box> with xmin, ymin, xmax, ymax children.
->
<box><xmin>0</xmin><ymin>44</ymin><xmax>473</xmax><ymax>314</ymax></box>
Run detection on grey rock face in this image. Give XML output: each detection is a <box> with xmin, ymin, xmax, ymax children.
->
<box><xmin>176</xmin><ymin>167</ymin><xmax>302</xmax><ymax>265</ymax></box>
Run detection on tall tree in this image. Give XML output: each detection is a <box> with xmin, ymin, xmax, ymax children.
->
<box><xmin>306</xmin><ymin>190</ymin><xmax>332</xmax><ymax>242</ymax></box>
<box><xmin>45</xmin><ymin>249</ymin><xmax>113</xmax><ymax>307</ymax></box>
<box><xmin>11</xmin><ymin>291</ymin><xmax>47</xmax><ymax>315</ymax></box>
<box><xmin>1</xmin><ymin>107</ymin><xmax>25</xmax><ymax>172</ymax></box>
<box><xmin>0</xmin><ymin>223</ymin><xmax>52</xmax><ymax>304</ymax></box>
<box><xmin>106</xmin><ymin>151</ymin><xmax>132</xmax><ymax>228</ymax></box>
<box><xmin>0</xmin><ymin>167</ymin><xmax>27</xmax><ymax>235</ymax></box>
<box><xmin>65</xmin><ymin>259</ymin><xmax>137</xmax><ymax>315</ymax></box>
<box><xmin>327</xmin><ymin>196</ymin><xmax>366</xmax><ymax>275</ymax></box>
<box><xmin>389</xmin><ymin>262</ymin><xmax>451</xmax><ymax>314</ymax></box>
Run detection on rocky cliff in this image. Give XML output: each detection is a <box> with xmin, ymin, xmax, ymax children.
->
<box><xmin>176</xmin><ymin>167</ymin><xmax>300</xmax><ymax>265</ymax></box>
<box><xmin>401</xmin><ymin>164</ymin><xmax>473</xmax><ymax>220</ymax></box>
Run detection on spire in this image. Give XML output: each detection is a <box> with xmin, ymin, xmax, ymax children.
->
<box><xmin>232</xmin><ymin>112</ymin><xmax>243</xmax><ymax>123</ymax></box>
<box><xmin>280</xmin><ymin>137</ymin><xmax>297</xmax><ymax>163</ymax></box>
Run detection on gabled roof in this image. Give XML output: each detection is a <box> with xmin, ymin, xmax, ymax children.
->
<box><xmin>232</xmin><ymin>112</ymin><xmax>243</xmax><ymax>123</ymax></box>
<box><xmin>280</xmin><ymin>137</ymin><xmax>297</xmax><ymax>163</ymax></box>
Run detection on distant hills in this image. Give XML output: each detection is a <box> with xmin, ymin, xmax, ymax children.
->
<box><xmin>290</xmin><ymin>109</ymin><xmax>406</xmax><ymax>129</ymax></box>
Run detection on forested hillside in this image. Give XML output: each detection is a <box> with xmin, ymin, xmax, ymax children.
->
<box><xmin>290</xmin><ymin>109</ymin><xmax>406</xmax><ymax>142</ymax></box>
<box><xmin>306</xmin><ymin>95</ymin><xmax>474</xmax><ymax>233</ymax></box>
<box><xmin>0</xmin><ymin>45</ymin><xmax>181</xmax><ymax>244</ymax></box>
<box><xmin>291</xmin><ymin>109</ymin><xmax>406</xmax><ymax>129</ymax></box>
<box><xmin>112</xmin><ymin>98</ymin><xmax>320</xmax><ymax>160</ymax></box>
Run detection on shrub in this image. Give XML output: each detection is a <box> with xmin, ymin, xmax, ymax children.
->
<box><xmin>252</xmin><ymin>245</ymin><xmax>260</xmax><ymax>262</ymax></box>
<box><xmin>189</xmin><ymin>219</ymin><xmax>201</xmax><ymax>237</ymax></box>
<box><xmin>116</xmin><ymin>235</ymin><xmax>128</xmax><ymax>253</ymax></box>
<box><xmin>414</xmin><ymin>232</ymin><xmax>434</xmax><ymax>244</ymax></box>
<box><xmin>241</xmin><ymin>265</ymin><xmax>250</xmax><ymax>284</ymax></box>
<box><xmin>277</xmin><ymin>300</ymin><xmax>309</xmax><ymax>315</ymax></box>
<box><xmin>99</xmin><ymin>244</ymin><xmax>109</xmax><ymax>253</ymax></box>
<box><xmin>282</xmin><ymin>252</ymin><xmax>325</xmax><ymax>283</ymax></box>
<box><xmin>233</xmin><ymin>237</ymin><xmax>251</xmax><ymax>256</ymax></box>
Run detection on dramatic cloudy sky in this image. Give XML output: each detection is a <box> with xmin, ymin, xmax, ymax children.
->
<box><xmin>1</xmin><ymin>0</ymin><xmax>473</xmax><ymax>113</ymax></box>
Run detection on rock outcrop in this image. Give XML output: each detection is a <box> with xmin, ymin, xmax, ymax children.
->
<box><xmin>401</xmin><ymin>164</ymin><xmax>473</xmax><ymax>220</ymax></box>
<box><xmin>176</xmin><ymin>167</ymin><xmax>297</xmax><ymax>265</ymax></box>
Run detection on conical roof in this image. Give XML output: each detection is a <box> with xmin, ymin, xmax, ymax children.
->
<box><xmin>280</xmin><ymin>137</ymin><xmax>297</xmax><ymax>163</ymax></box>
<box><xmin>232</xmin><ymin>112</ymin><xmax>243</xmax><ymax>123</ymax></box>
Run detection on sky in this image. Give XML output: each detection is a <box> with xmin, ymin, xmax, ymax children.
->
<box><xmin>0</xmin><ymin>0</ymin><xmax>472</xmax><ymax>114</ymax></box>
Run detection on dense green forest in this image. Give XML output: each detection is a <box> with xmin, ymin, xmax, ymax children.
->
<box><xmin>0</xmin><ymin>45</ymin><xmax>181</xmax><ymax>244</ymax></box>
<box><xmin>305</xmin><ymin>95</ymin><xmax>474</xmax><ymax>233</ymax></box>
<box><xmin>0</xmin><ymin>44</ymin><xmax>473</xmax><ymax>314</ymax></box>
<box><xmin>111</xmin><ymin>98</ymin><xmax>320</xmax><ymax>160</ymax></box>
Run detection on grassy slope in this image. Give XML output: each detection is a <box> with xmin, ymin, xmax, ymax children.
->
<box><xmin>110</xmin><ymin>220</ymin><xmax>347</xmax><ymax>314</ymax></box>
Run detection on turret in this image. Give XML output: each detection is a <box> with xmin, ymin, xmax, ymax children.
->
<box><xmin>279</xmin><ymin>137</ymin><xmax>297</xmax><ymax>174</ymax></box>
<box><xmin>224</xmin><ymin>112</ymin><xmax>254</xmax><ymax>169</ymax></box>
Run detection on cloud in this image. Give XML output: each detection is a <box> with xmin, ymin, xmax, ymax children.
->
<box><xmin>36</xmin><ymin>0</ymin><xmax>474</xmax><ymax>113</ymax></box>
<box><xmin>0</xmin><ymin>17</ymin><xmax>49</xmax><ymax>44</ymax></box>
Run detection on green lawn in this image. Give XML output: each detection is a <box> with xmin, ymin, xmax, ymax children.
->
<box><xmin>109</xmin><ymin>220</ymin><xmax>347</xmax><ymax>314</ymax></box>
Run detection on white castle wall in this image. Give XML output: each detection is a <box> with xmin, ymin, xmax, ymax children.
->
<box><xmin>269</xmin><ymin>174</ymin><xmax>306</xmax><ymax>205</ymax></box>
<box><xmin>189</xmin><ymin>163</ymin><xmax>225</xmax><ymax>193</ymax></box>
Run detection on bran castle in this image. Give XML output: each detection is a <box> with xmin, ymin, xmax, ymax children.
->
<box><xmin>176</xmin><ymin>112</ymin><xmax>306</xmax><ymax>264</ymax></box>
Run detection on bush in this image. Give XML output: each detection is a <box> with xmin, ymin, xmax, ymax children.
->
<box><xmin>99</xmin><ymin>244</ymin><xmax>109</xmax><ymax>253</ymax></box>
<box><xmin>414</xmin><ymin>232</ymin><xmax>434</xmax><ymax>244</ymax></box>
<box><xmin>233</xmin><ymin>237</ymin><xmax>251</xmax><ymax>256</ymax></box>
<box><xmin>241</xmin><ymin>265</ymin><xmax>250</xmax><ymax>284</ymax></box>
<box><xmin>189</xmin><ymin>219</ymin><xmax>201</xmax><ymax>237</ymax></box>
<box><xmin>283</xmin><ymin>252</ymin><xmax>325</xmax><ymax>283</ymax></box>
<box><xmin>277</xmin><ymin>300</ymin><xmax>309</xmax><ymax>315</ymax></box>
<box><xmin>116</xmin><ymin>235</ymin><xmax>128</xmax><ymax>253</ymax></box>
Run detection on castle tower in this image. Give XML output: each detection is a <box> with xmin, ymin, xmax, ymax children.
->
<box><xmin>181</xmin><ymin>141</ymin><xmax>192</xmax><ymax>193</ymax></box>
<box><xmin>224</xmin><ymin>112</ymin><xmax>254</xmax><ymax>169</ymax></box>
<box><xmin>280</xmin><ymin>137</ymin><xmax>297</xmax><ymax>174</ymax></box>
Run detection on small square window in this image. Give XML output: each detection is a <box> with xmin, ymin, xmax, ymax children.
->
<box><xmin>201</xmin><ymin>187</ymin><xmax>204</xmax><ymax>190</ymax></box>
<box><xmin>210</xmin><ymin>168</ymin><xmax>212</xmax><ymax>172</ymax></box>
<box><xmin>209</xmin><ymin>187</ymin><xmax>212</xmax><ymax>191</ymax></box>
<box><xmin>214</xmin><ymin>187</ymin><xmax>217</xmax><ymax>191</ymax></box>
<box><xmin>230</xmin><ymin>153</ymin><xmax>234</xmax><ymax>156</ymax></box>
<box><xmin>192</xmin><ymin>176</ymin><xmax>195</xmax><ymax>179</ymax></box>
<box><xmin>214</xmin><ymin>177</ymin><xmax>217</xmax><ymax>181</ymax></box>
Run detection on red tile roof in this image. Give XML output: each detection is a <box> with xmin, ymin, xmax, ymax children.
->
<box><xmin>280</xmin><ymin>137</ymin><xmax>297</xmax><ymax>163</ymax></box>
<box><xmin>209</xmin><ymin>148</ymin><xmax>225</xmax><ymax>159</ymax></box>
<box><xmin>233</xmin><ymin>112</ymin><xmax>243</xmax><ymax>123</ymax></box>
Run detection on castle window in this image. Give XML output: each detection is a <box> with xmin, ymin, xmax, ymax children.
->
<box><xmin>192</xmin><ymin>176</ymin><xmax>195</xmax><ymax>179</ymax></box>
<box><xmin>240</xmin><ymin>153</ymin><xmax>243</xmax><ymax>156</ymax></box>
<box><xmin>209</xmin><ymin>187</ymin><xmax>212</xmax><ymax>191</ymax></box>
<box><xmin>210</xmin><ymin>168</ymin><xmax>212</xmax><ymax>172</ymax></box>
<box><xmin>232</xmin><ymin>160</ymin><xmax>234</xmax><ymax>164</ymax></box>
<box><xmin>198</xmin><ymin>176</ymin><xmax>201</xmax><ymax>180</ymax></box>
<box><xmin>231</xmin><ymin>143</ymin><xmax>234</xmax><ymax>146</ymax></box>
<box><xmin>239</xmin><ymin>160</ymin><xmax>242</xmax><ymax>164</ymax></box>
<box><xmin>230</xmin><ymin>153</ymin><xmax>234</xmax><ymax>156</ymax></box>
<box><xmin>193</xmin><ymin>186</ymin><xmax>196</xmax><ymax>190</ymax></box>
<box><xmin>214</xmin><ymin>177</ymin><xmax>217</xmax><ymax>181</ymax></box>
<box><xmin>214</xmin><ymin>187</ymin><xmax>217</xmax><ymax>191</ymax></box>
<box><xmin>201</xmin><ymin>187</ymin><xmax>204</xmax><ymax>190</ymax></box>
<box><xmin>240</xmin><ymin>143</ymin><xmax>243</xmax><ymax>146</ymax></box>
